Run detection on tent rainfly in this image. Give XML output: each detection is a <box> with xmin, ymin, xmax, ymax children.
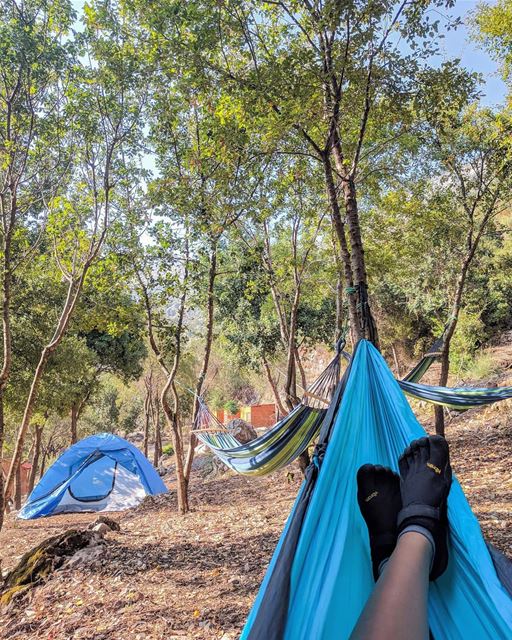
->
<box><xmin>19</xmin><ymin>433</ymin><xmax>167</xmax><ymax>519</ymax></box>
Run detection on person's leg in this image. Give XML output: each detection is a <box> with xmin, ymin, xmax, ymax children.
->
<box><xmin>351</xmin><ymin>436</ymin><xmax>452</xmax><ymax>640</ymax></box>
<box><xmin>349</xmin><ymin>531</ymin><xmax>432</xmax><ymax>640</ymax></box>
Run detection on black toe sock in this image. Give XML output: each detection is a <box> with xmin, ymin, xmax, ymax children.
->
<box><xmin>357</xmin><ymin>464</ymin><xmax>402</xmax><ymax>581</ymax></box>
<box><xmin>397</xmin><ymin>435</ymin><xmax>453</xmax><ymax>581</ymax></box>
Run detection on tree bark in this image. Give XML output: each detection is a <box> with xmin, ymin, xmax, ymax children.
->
<box><xmin>161</xmin><ymin>385</ymin><xmax>188</xmax><ymax>513</ymax></box>
<box><xmin>70</xmin><ymin>403</ymin><xmax>78</xmax><ymax>446</ymax></box>
<box><xmin>27</xmin><ymin>424</ymin><xmax>43</xmax><ymax>496</ymax></box>
<box><xmin>39</xmin><ymin>447</ymin><xmax>48</xmax><ymax>480</ymax></box>
<box><xmin>153</xmin><ymin>404</ymin><xmax>162</xmax><ymax>467</ymax></box>
<box><xmin>0</xmin><ymin>394</ymin><xmax>5</xmax><ymax>529</ymax></box>
<box><xmin>340</xmin><ymin>175</ymin><xmax>379</xmax><ymax>348</ymax></box>
<box><xmin>184</xmin><ymin>241</ymin><xmax>217</xmax><ymax>486</ymax></box>
<box><xmin>294</xmin><ymin>348</ymin><xmax>308</xmax><ymax>396</ymax></box>
<box><xmin>284</xmin><ymin>288</ymin><xmax>300</xmax><ymax>409</ymax></box>
<box><xmin>143</xmin><ymin>392</ymin><xmax>150</xmax><ymax>459</ymax></box>
<box><xmin>435</xmin><ymin>245</ymin><xmax>477</xmax><ymax>435</ymax></box>
<box><xmin>262</xmin><ymin>356</ymin><xmax>287</xmax><ymax>418</ymax></box>
<box><xmin>138</xmin><ymin>232</ymin><xmax>191</xmax><ymax>512</ymax></box>
<box><xmin>14</xmin><ymin>463</ymin><xmax>21</xmax><ymax>510</ymax></box>
<box><xmin>322</xmin><ymin>155</ymin><xmax>359</xmax><ymax>344</ymax></box>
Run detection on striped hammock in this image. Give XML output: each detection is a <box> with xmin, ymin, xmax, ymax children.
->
<box><xmin>193</xmin><ymin>352</ymin><xmax>342</xmax><ymax>476</ymax></box>
<box><xmin>399</xmin><ymin>379</ymin><xmax>512</xmax><ymax>410</ymax></box>
<box><xmin>398</xmin><ymin>336</ymin><xmax>512</xmax><ymax>409</ymax></box>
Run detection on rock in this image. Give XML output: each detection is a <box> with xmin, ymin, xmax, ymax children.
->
<box><xmin>225</xmin><ymin>418</ymin><xmax>257</xmax><ymax>444</ymax></box>
<box><xmin>64</xmin><ymin>542</ymin><xmax>105</xmax><ymax>568</ymax></box>
<box><xmin>191</xmin><ymin>450</ymin><xmax>227</xmax><ymax>478</ymax></box>
<box><xmin>92</xmin><ymin>523</ymin><xmax>111</xmax><ymax>535</ymax></box>
<box><xmin>87</xmin><ymin>515</ymin><xmax>120</xmax><ymax>532</ymax></box>
<box><xmin>127</xmin><ymin>431</ymin><xmax>144</xmax><ymax>443</ymax></box>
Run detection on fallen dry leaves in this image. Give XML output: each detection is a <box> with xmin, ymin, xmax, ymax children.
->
<box><xmin>0</xmin><ymin>402</ymin><xmax>510</xmax><ymax>639</ymax></box>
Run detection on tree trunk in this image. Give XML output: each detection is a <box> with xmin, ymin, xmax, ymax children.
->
<box><xmin>39</xmin><ymin>447</ymin><xmax>48</xmax><ymax>480</ymax></box>
<box><xmin>434</xmin><ymin>249</ymin><xmax>474</xmax><ymax>435</ymax></box>
<box><xmin>262</xmin><ymin>356</ymin><xmax>287</xmax><ymax>418</ymax></box>
<box><xmin>4</xmin><ymin>347</ymin><xmax>52</xmax><ymax>499</ymax></box>
<box><xmin>434</xmin><ymin>351</ymin><xmax>450</xmax><ymax>437</ymax></box>
<box><xmin>143</xmin><ymin>393</ymin><xmax>150</xmax><ymax>459</ymax></box>
<box><xmin>322</xmin><ymin>155</ymin><xmax>359</xmax><ymax>344</ymax></box>
<box><xmin>284</xmin><ymin>289</ymin><xmax>300</xmax><ymax>409</ymax></box>
<box><xmin>184</xmin><ymin>242</ymin><xmax>217</xmax><ymax>486</ymax></box>
<box><xmin>5</xmin><ymin>263</ymin><xmax>96</xmax><ymax>500</ymax></box>
<box><xmin>153</xmin><ymin>409</ymin><xmax>161</xmax><ymax>467</ymax></box>
<box><xmin>0</xmin><ymin>393</ymin><xmax>5</xmax><ymax>529</ymax></box>
<box><xmin>161</xmin><ymin>389</ymin><xmax>188</xmax><ymax>513</ymax></box>
<box><xmin>391</xmin><ymin>344</ymin><xmax>402</xmax><ymax>378</ymax></box>
<box><xmin>27</xmin><ymin>425</ymin><xmax>43</xmax><ymax>496</ymax></box>
<box><xmin>340</xmin><ymin>176</ymin><xmax>379</xmax><ymax>348</ymax></box>
<box><xmin>335</xmin><ymin>272</ymin><xmax>344</xmax><ymax>343</ymax></box>
<box><xmin>0</xmin><ymin>232</ymin><xmax>13</xmax><ymax>529</ymax></box>
<box><xmin>294</xmin><ymin>348</ymin><xmax>308</xmax><ymax>394</ymax></box>
<box><xmin>14</xmin><ymin>463</ymin><xmax>22</xmax><ymax>510</ymax></box>
<box><xmin>70</xmin><ymin>403</ymin><xmax>78</xmax><ymax>446</ymax></box>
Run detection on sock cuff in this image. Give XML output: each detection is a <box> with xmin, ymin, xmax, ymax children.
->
<box><xmin>377</xmin><ymin>557</ymin><xmax>389</xmax><ymax>577</ymax></box>
<box><xmin>398</xmin><ymin>524</ymin><xmax>435</xmax><ymax>572</ymax></box>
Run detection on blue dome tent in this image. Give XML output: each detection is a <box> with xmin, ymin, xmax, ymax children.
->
<box><xmin>19</xmin><ymin>433</ymin><xmax>168</xmax><ymax>519</ymax></box>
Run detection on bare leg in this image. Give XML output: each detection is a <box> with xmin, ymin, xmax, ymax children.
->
<box><xmin>349</xmin><ymin>531</ymin><xmax>432</xmax><ymax>640</ymax></box>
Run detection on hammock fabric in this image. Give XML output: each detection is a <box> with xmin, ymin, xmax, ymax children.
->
<box><xmin>193</xmin><ymin>353</ymin><xmax>341</xmax><ymax>476</ymax></box>
<box><xmin>399</xmin><ymin>335</ymin><xmax>512</xmax><ymax>409</ymax></box>
<box><xmin>399</xmin><ymin>379</ymin><xmax>512</xmax><ymax>410</ymax></box>
<box><xmin>242</xmin><ymin>341</ymin><xmax>512</xmax><ymax>640</ymax></box>
<box><xmin>402</xmin><ymin>334</ymin><xmax>446</xmax><ymax>383</ymax></box>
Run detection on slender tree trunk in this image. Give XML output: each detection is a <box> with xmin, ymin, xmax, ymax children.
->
<box><xmin>5</xmin><ymin>259</ymin><xmax>98</xmax><ymax>500</ymax></box>
<box><xmin>153</xmin><ymin>406</ymin><xmax>161</xmax><ymax>468</ymax></box>
<box><xmin>294</xmin><ymin>348</ymin><xmax>307</xmax><ymax>394</ymax></box>
<box><xmin>161</xmin><ymin>387</ymin><xmax>188</xmax><ymax>513</ymax></box>
<box><xmin>335</xmin><ymin>272</ymin><xmax>344</xmax><ymax>342</ymax></box>
<box><xmin>70</xmin><ymin>403</ymin><xmax>78</xmax><ymax>446</ymax></box>
<box><xmin>14</xmin><ymin>464</ymin><xmax>21</xmax><ymax>509</ymax></box>
<box><xmin>340</xmin><ymin>176</ymin><xmax>379</xmax><ymax>348</ymax></box>
<box><xmin>0</xmin><ymin>394</ymin><xmax>5</xmax><ymax>529</ymax></box>
<box><xmin>184</xmin><ymin>242</ymin><xmax>217</xmax><ymax>485</ymax></box>
<box><xmin>143</xmin><ymin>393</ymin><xmax>150</xmax><ymax>459</ymax></box>
<box><xmin>434</xmin><ymin>251</ymin><xmax>474</xmax><ymax>436</ymax></box>
<box><xmin>4</xmin><ymin>347</ymin><xmax>52</xmax><ymax>498</ymax></box>
<box><xmin>262</xmin><ymin>356</ymin><xmax>287</xmax><ymax>418</ymax></box>
<box><xmin>284</xmin><ymin>289</ymin><xmax>300</xmax><ymax>409</ymax></box>
<box><xmin>27</xmin><ymin>424</ymin><xmax>43</xmax><ymax>496</ymax></box>
<box><xmin>39</xmin><ymin>447</ymin><xmax>48</xmax><ymax>480</ymax></box>
<box><xmin>0</xmin><ymin>210</ymin><xmax>13</xmax><ymax>529</ymax></box>
<box><xmin>322</xmin><ymin>155</ymin><xmax>359</xmax><ymax>344</ymax></box>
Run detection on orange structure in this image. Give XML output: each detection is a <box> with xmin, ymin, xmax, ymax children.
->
<box><xmin>1</xmin><ymin>459</ymin><xmax>32</xmax><ymax>497</ymax></box>
<box><xmin>241</xmin><ymin>403</ymin><xmax>276</xmax><ymax>428</ymax></box>
<box><xmin>214</xmin><ymin>403</ymin><xmax>277</xmax><ymax>428</ymax></box>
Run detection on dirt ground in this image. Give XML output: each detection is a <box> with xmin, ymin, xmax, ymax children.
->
<box><xmin>0</xmin><ymin>405</ymin><xmax>511</xmax><ymax>639</ymax></box>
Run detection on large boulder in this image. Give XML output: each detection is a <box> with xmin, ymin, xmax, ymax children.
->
<box><xmin>226</xmin><ymin>418</ymin><xmax>258</xmax><ymax>444</ymax></box>
<box><xmin>192</xmin><ymin>450</ymin><xmax>227</xmax><ymax>478</ymax></box>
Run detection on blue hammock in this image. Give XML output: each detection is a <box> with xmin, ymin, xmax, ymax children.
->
<box><xmin>242</xmin><ymin>341</ymin><xmax>512</xmax><ymax>640</ymax></box>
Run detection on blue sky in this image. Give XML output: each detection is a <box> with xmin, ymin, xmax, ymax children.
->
<box><xmin>437</xmin><ymin>1</ymin><xmax>506</xmax><ymax>105</ymax></box>
<box><xmin>71</xmin><ymin>1</ymin><xmax>505</xmax><ymax>105</ymax></box>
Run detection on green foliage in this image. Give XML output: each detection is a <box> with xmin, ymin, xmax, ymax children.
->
<box><xmin>474</xmin><ymin>0</ymin><xmax>512</xmax><ymax>84</ymax></box>
<box><xmin>162</xmin><ymin>443</ymin><xmax>174</xmax><ymax>456</ymax></box>
<box><xmin>224</xmin><ymin>400</ymin><xmax>239</xmax><ymax>415</ymax></box>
